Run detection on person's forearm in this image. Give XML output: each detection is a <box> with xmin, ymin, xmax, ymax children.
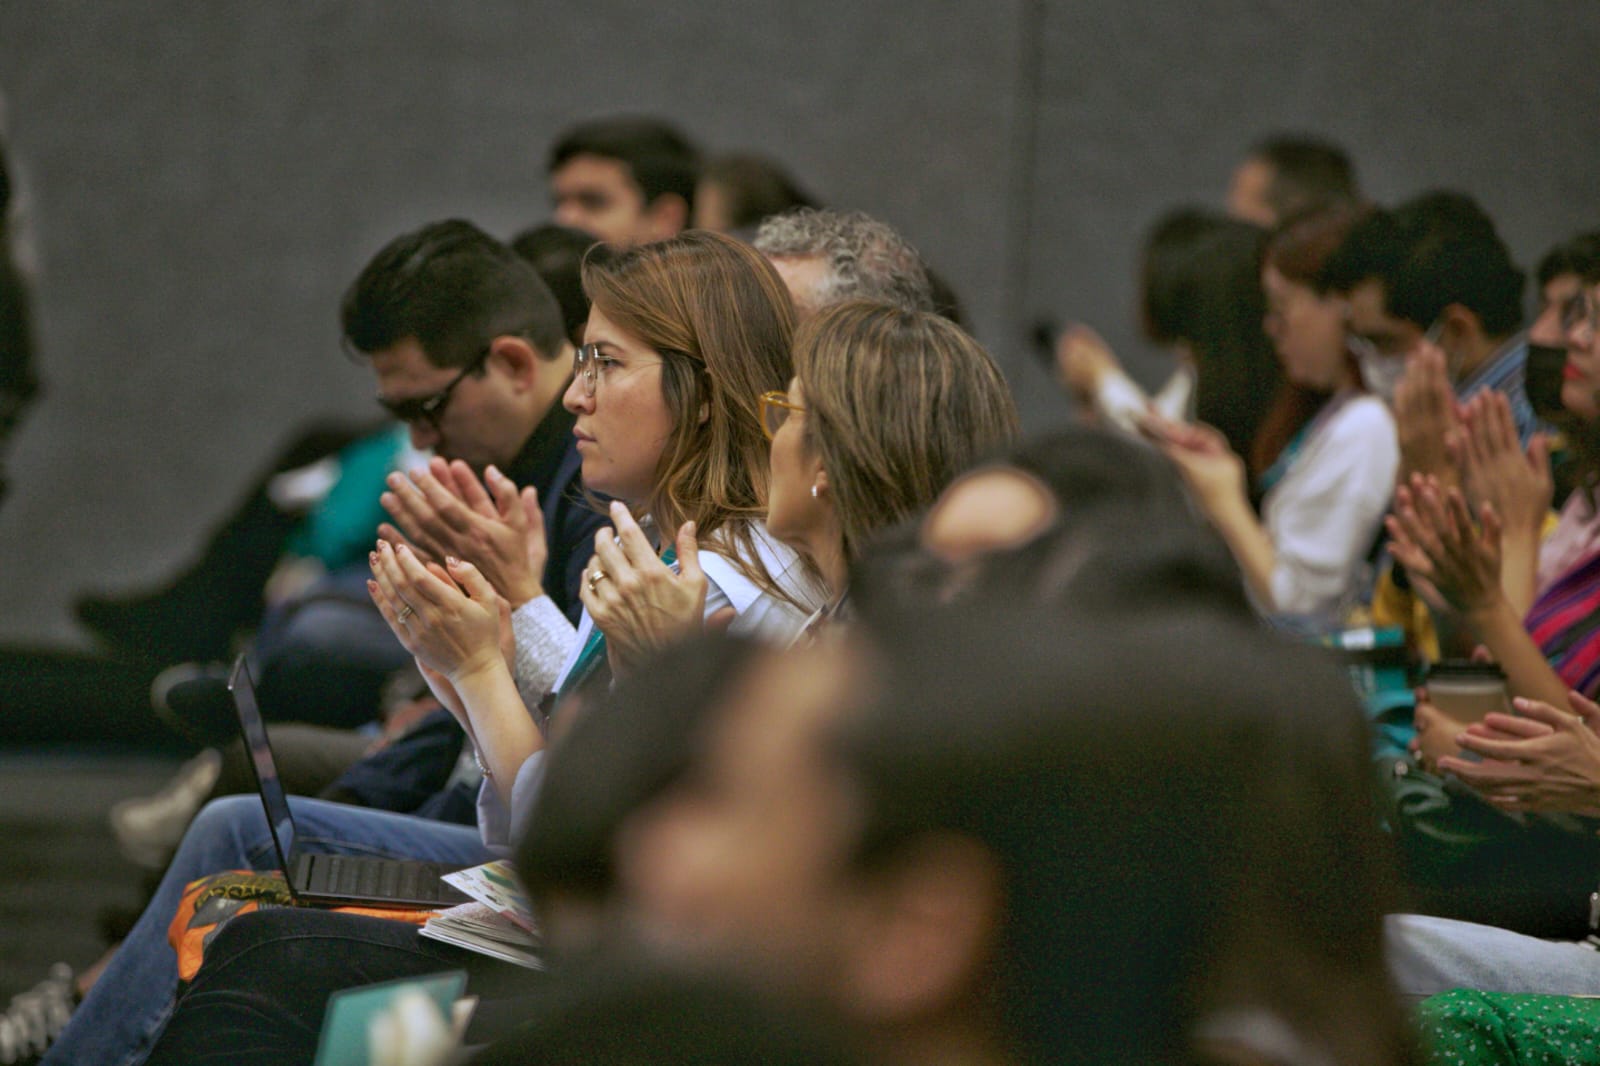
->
<box><xmin>451</xmin><ymin>658</ymin><xmax>545</xmax><ymax>805</ymax></box>
<box><xmin>1464</xmin><ymin>596</ymin><xmax>1573</xmax><ymax>708</ymax></box>
<box><xmin>1498</xmin><ymin>531</ymin><xmax>1541</xmax><ymax>620</ymax></box>
<box><xmin>1207</xmin><ymin>494</ymin><xmax>1277</xmax><ymax>607</ymax></box>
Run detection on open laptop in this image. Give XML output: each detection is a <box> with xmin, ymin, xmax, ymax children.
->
<box><xmin>229</xmin><ymin>655</ymin><xmax>471</xmax><ymax>909</ymax></box>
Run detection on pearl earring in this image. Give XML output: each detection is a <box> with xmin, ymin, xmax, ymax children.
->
<box><xmin>810</xmin><ymin>485</ymin><xmax>819</xmax><ymax>498</ymax></box>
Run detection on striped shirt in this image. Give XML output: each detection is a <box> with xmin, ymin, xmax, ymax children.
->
<box><xmin>1454</xmin><ymin>333</ymin><xmax>1554</xmax><ymax>445</ymax></box>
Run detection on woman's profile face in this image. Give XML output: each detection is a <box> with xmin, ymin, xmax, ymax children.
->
<box><xmin>564</xmin><ymin>305</ymin><xmax>677</xmax><ymax>505</ymax></box>
<box><xmin>1562</xmin><ymin>282</ymin><xmax>1600</xmax><ymax>421</ymax></box>
<box><xmin>764</xmin><ymin>376</ymin><xmax>827</xmax><ymax>550</ymax></box>
<box><xmin>1262</xmin><ymin>264</ymin><xmax>1350</xmax><ymax>392</ymax></box>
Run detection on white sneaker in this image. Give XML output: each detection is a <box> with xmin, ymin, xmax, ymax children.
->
<box><xmin>0</xmin><ymin>962</ymin><xmax>74</xmax><ymax>1063</ymax></box>
<box><xmin>108</xmin><ymin>749</ymin><xmax>223</xmax><ymax>870</ymax></box>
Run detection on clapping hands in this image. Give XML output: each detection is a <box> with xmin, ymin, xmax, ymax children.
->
<box><xmin>378</xmin><ymin>457</ymin><xmax>549</xmax><ymax>608</ymax></box>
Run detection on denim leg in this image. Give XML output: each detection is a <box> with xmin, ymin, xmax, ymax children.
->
<box><xmin>254</xmin><ymin>566</ymin><xmax>412</xmax><ymax>729</ymax></box>
<box><xmin>42</xmin><ymin>795</ymin><xmax>492</xmax><ymax>1066</ymax></box>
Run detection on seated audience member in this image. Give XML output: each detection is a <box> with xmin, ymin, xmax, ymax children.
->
<box><xmin>546</xmin><ymin>115</ymin><xmax>700</xmax><ymax>246</ymax></box>
<box><xmin>752</xmin><ymin>207</ymin><xmax>934</xmax><ymax>317</ymax></box>
<box><xmin>40</xmin><ymin>231</ymin><xmax>817</xmax><ymax>1066</ymax></box>
<box><xmin>1396</xmin><ymin>268</ymin><xmax>1600</xmax><ymax>757</ymax></box>
<box><xmin>255</xmin><ymin>222</ymin><xmax>599</xmax><ymax>728</ymax></box>
<box><xmin>692</xmin><ymin>152</ymin><xmax>816</xmax><ymax>234</ymax></box>
<box><xmin>1152</xmin><ymin>207</ymin><xmax>1397</xmax><ymax>619</ymax></box>
<box><xmin>1324</xmin><ymin>191</ymin><xmax>1546</xmax><ymax>450</ymax></box>
<box><xmin>1055</xmin><ymin>209</ymin><xmax>1282</xmax><ymax>469</ymax></box>
<box><xmin>1376</xmin><ymin>267</ymin><xmax>1600</xmax><ymax>933</ymax></box>
<box><xmin>508</xmin><ymin>222</ymin><xmax>595</xmax><ymax>346</ymax></box>
<box><xmin>619</xmin><ymin>595</ymin><xmax>1413</xmax><ymax>1065</ymax></box>
<box><xmin>140</xmin><ymin>301</ymin><xmax>1019</xmax><ymax>1063</ymax></box>
<box><xmin>103</xmin><ymin>219</ymin><xmax>609</xmax><ymax>868</ymax></box>
<box><xmin>1227</xmin><ymin>133</ymin><xmax>1360</xmax><ymax>228</ymax></box>
<box><xmin>143</xmin><ymin>634</ymin><xmax>772</xmax><ymax>1065</ymax></box>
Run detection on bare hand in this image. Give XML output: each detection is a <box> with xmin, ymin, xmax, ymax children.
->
<box><xmin>580</xmin><ymin>502</ymin><xmax>729</xmax><ymax>676</ymax></box>
<box><xmin>1392</xmin><ymin>343</ymin><xmax>1460</xmax><ymax>487</ymax></box>
<box><xmin>367</xmin><ymin>540</ymin><xmax>505</xmax><ymax>683</ymax></box>
<box><xmin>380</xmin><ymin>458</ymin><xmax>548</xmax><ymax>607</ymax></box>
<box><xmin>1440</xmin><ymin>692</ymin><xmax>1600</xmax><ymax>815</ymax></box>
<box><xmin>1412</xmin><ymin>697</ymin><xmax>1463</xmax><ymax>771</ymax></box>
<box><xmin>1150</xmin><ymin>417</ymin><xmax>1247</xmax><ymax>514</ymax></box>
<box><xmin>1386</xmin><ymin>474</ymin><xmax>1504</xmax><ymax>618</ymax></box>
<box><xmin>1453</xmin><ymin>391</ymin><xmax>1551</xmax><ymax>541</ymax></box>
<box><xmin>1053</xmin><ymin>323</ymin><xmax>1117</xmax><ymax>400</ymax></box>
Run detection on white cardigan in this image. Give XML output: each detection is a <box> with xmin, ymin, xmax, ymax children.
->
<box><xmin>1262</xmin><ymin>394</ymin><xmax>1398</xmax><ymax>617</ymax></box>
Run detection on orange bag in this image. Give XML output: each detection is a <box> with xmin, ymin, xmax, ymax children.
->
<box><xmin>166</xmin><ymin>870</ymin><xmax>435</xmax><ymax>982</ymax></box>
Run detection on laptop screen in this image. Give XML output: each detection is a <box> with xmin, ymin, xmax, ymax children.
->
<box><xmin>228</xmin><ymin>655</ymin><xmax>298</xmax><ymax>874</ymax></box>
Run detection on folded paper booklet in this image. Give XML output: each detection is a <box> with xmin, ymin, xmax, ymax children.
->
<box><xmin>442</xmin><ymin>860</ymin><xmax>537</xmax><ymax>934</ymax></box>
<box><xmin>419</xmin><ymin>861</ymin><xmax>541</xmax><ymax>968</ymax></box>
<box><xmin>420</xmin><ymin>901</ymin><xmax>542</xmax><ymax>969</ymax></box>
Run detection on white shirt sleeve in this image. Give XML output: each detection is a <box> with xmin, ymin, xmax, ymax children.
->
<box><xmin>509</xmin><ymin>595</ymin><xmax>579</xmax><ymax>709</ymax></box>
<box><xmin>1264</xmin><ymin>396</ymin><xmax>1399</xmax><ymax>616</ymax></box>
<box><xmin>478</xmin><ymin>528</ymin><xmax>820</xmax><ymax>849</ymax></box>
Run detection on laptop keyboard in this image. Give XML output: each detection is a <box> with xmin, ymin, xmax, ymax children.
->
<box><xmin>302</xmin><ymin>854</ymin><xmax>442</xmax><ymax>902</ymax></box>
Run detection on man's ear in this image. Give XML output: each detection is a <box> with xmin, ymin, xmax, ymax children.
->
<box><xmin>1438</xmin><ymin>302</ymin><xmax>1482</xmax><ymax>349</ymax></box>
<box><xmin>489</xmin><ymin>335</ymin><xmax>539</xmax><ymax>391</ymax></box>
<box><xmin>836</xmin><ymin>833</ymin><xmax>1002</xmax><ymax>1024</ymax></box>
<box><xmin>644</xmin><ymin>193</ymin><xmax>691</xmax><ymax>241</ymax></box>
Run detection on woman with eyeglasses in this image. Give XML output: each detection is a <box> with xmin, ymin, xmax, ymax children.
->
<box><xmin>1151</xmin><ymin>205</ymin><xmax>1399</xmax><ymax>619</ymax></box>
<box><xmin>575</xmin><ymin>298</ymin><xmax>1017</xmax><ymax>654</ymax></box>
<box><xmin>49</xmin><ymin>231</ymin><xmax>821</xmax><ymax>1066</ymax></box>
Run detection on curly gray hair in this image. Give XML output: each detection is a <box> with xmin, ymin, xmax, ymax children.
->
<box><xmin>753</xmin><ymin>208</ymin><xmax>933</xmax><ymax>314</ymax></box>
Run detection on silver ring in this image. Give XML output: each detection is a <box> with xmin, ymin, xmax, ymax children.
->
<box><xmin>587</xmin><ymin>569</ymin><xmax>608</xmax><ymax>592</ymax></box>
<box><xmin>396</xmin><ymin>604</ymin><xmax>415</xmax><ymax>624</ymax></box>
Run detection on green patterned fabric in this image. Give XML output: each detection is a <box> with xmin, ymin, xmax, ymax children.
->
<box><xmin>1418</xmin><ymin>989</ymin><xmax>1600</xmax><ymax>1064</ymax></box>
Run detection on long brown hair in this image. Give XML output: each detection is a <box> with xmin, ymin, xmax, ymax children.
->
<box><xmin>1249</xmin><ymin>205</ymin><xmax>1369</xmax><ymax>478</ymax></box>
<box><xmin>795</xmin><ymin>301</ymin><xmax>1020</xmax><ymax>564</ymax></box>
<box><xmin>581</xmin><ymin>230</ymin><xmax>804</xmax><ymax>606</ymax></box>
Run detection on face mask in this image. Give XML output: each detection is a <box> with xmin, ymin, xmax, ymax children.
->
<box><xmin>1355</xmin><ymin>348</ymin><xmax>1408</xmax><ymax>402</ymax></box>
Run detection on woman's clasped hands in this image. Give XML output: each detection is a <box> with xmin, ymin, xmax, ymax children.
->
<box><xmin>367</xmin><ymin>539</ymin><xmax>513</xmax><ymax>704</ymax></box>
<box><xmin>581</xmin><ymin>501</ymin><xmax>736</xmax><ymax>675</ymax></box>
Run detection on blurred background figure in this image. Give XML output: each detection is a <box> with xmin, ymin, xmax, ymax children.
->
<box><xmin>692</xmin><ymin>152</ymin><xmax>817</xmax><ymax>235</ymax></box>
<box><xmin>1227</xmin><ymin>133</ymin><xmax>1361</xmax><ymax>229</ymax></box>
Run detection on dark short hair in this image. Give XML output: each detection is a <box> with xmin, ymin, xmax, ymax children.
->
<box><xmin>1321</xmin><ymin>190</ymin><xmax>1525</xmax><ymax>337</ymax></box>
<box><xmin>1249</xmin><ymin>134</ymin><xmax>1359</xmax><ymax>219</ymax></box>
<box><xmin>548</xmin><ymin>116</ymin><xmax>701</xmax><ymax>208</ymax></box>
<box><xmin>1536</xmin><ymin>229</ymin><xmax>1600</xmax><ymax>288</ymax></box>
<box><xmin>340</xmin><ymin>219</ymin><xmax>567</xmax><ymax>368</ymax></box>
<box><xmin>510</xmin><ymin>223</ymin><xmax>596</xmax><ymax>344</ymax></box>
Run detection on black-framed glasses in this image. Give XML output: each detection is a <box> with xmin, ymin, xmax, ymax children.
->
<box><xmin>1560</xmin><ymin>285</ymin><xmax>1600</xmax><ymax>337</ymax></box>
<box><xmin>758</xmin><ymin>390</ymin><xmax>804</xmax><ymax>440</ymax></box>
<box><xmin>377</xmin><ymin>347</ymin><xmax>490</xmax><ymax>428</ymax></box>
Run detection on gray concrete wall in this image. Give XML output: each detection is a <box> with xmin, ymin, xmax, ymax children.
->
<box><xmin>0</xmin><ymin>1</ymin><xmax>1594</xmax><ymax>644</ymax></box>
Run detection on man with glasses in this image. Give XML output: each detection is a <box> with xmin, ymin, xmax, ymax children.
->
<box><xmin>1323</xmin><ymin>191</ymin><xmax>1549</xmax><ymax>482</ymax></box>
<box><xmin>175</xmin><ymin>221</ymin><xmax>605</xmax><ymax>738</ymax></box>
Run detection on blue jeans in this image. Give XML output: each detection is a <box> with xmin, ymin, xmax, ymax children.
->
<box><xmin>42</xmin><ymin>795</ymin><xmax>493</xmax><ymax>1066</ymax></box>
<box><xmin>253</xmin><ymin>565</ymin><xmax>414</xmax><ymax>729</ymax></box>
